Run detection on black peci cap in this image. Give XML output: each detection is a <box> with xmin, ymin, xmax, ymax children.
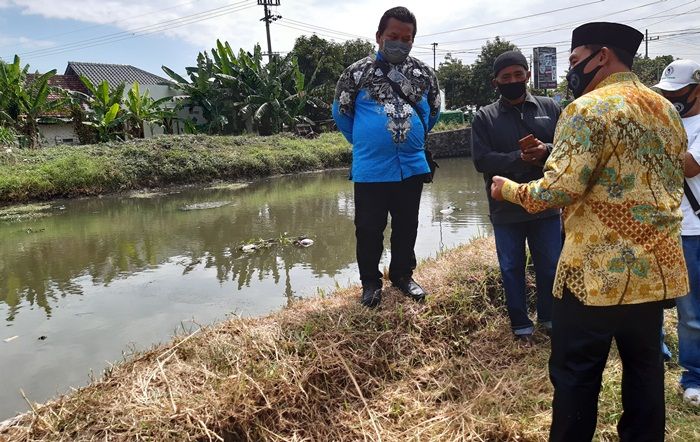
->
<box><xmin>493</xmin><ymin>50</ymin><xmax>529</xmax><ymax>77</ymax></box>
<box><xmin>570</xmin><ymin>22</ymin><xmax>643</xmax><ymax>54</ymax></box>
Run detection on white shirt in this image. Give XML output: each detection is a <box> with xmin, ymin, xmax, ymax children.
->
<box><xmin>682</xmin><ymin>113</ymin><xmax>700</xmax><ymax>236</ymax></box>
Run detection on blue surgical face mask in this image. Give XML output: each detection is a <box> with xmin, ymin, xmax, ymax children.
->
<box><xmin>380</xmin><ymin>39</ymin><xmax>412</xmax><ymax>64</ymax></box>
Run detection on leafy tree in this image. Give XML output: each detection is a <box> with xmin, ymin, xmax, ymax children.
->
<box><xmin>468</xmin><ymin>37</ymin><xmax>518</xmax><ymax>108</ymax></box>
<box><xmin>291</xmin><ymin>36</ymin><xmax>374</xmax><ymax>108</ymax></box>
<box><xmin>437</xmin><ymin>54</ymin><xmax>473</xmax><ymax>109</ymax></box>
<box><xmin>632</xmin><ymin>54</ymin><xmax>675</xmax><ymax>87</ymax></box>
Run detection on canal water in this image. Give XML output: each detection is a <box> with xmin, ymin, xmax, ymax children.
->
<box><xmin>0</xmin><ymin>157</ymin><xmax>491</xmax><ymax>419</ymax></box>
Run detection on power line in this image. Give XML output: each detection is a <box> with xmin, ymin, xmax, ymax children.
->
<box><xmin>259</xmin><ymin>0</ymin><xmax>282</xmax><ymax>62</ymax></box>
<box><xmin>416</xmin><ymin>0</ymin><xmax>606</xmax><ymax>38</ymax></box>
<box><xmin>646</xmin><ymin>4</ymin><xmax>700</xmax><ymax>26</ymax></box>
<box><xmin>9</xmin><ymin>0</ymin><xmax>255</xmax><ymax>60</ymax></box>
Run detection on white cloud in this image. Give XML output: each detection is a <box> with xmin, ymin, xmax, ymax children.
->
<box><xmin>0</xmin><ymin>35</ymin><xmax>55</xmax><ymax>50</ymax></box>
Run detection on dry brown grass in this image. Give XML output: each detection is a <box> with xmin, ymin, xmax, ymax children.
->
<box><xmin>1</xmin><ymin>237</ymin><xmax>698</xmax><ymax>441</ymax></box>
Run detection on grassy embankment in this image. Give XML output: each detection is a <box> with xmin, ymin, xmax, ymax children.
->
<box><xmin>0</xmin><ymin>133</ymin><xmax>351</xmax><ymax>205</ymax></box>
<box><xmin>1</xmin><ymin>237</ymin><xmax>697</xmax><ymax>441</ymax></box>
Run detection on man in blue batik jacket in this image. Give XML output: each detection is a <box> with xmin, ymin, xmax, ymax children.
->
<box><xmin>332</xmin><ymin>6</ymin><xmax>441</xmax><ymax>308</ymax></box>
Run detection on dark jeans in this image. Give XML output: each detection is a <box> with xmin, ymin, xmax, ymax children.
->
<box><xmin>354</xmin><ymin>176</ymin><xmax>424</xmax><ymax>287</ymax></box>
<box><xmin>549</xmin><ymin>288</ymin><xmax>666</xmax><ymax>442</ymax></box>
<box><xmin>493</xmin><ymin>216</ymin><xmax>562</xmax><ymax>335</ymax></box>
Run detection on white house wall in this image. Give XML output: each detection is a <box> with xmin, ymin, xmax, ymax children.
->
<box><xmin>39</xmin><ymin>123</ymin><xmax>78</xmax><ymax>146</ymax></box>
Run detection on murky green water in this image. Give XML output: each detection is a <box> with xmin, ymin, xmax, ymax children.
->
<box><xmin>0</xmin><ymin>157</ymin><xmax>491</xmax><ymax>420</ymax></box>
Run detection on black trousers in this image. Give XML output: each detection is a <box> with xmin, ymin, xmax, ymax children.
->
<box><xmin>353</xmin><ymin>176</ymin><xmax>424</xmax><ymax>287</ymax></box>
<box><xmin>549</xmin><ymin>288</ymin><xmax>666</xmax><ymax>442</ymax></box>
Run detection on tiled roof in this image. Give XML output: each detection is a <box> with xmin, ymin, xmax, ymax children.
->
<box><xmin>26</xmin><ymin>74</ymin><xmax>88</xmax><ymax>117</ymax></box>
<box><xmin>65</xmin><ymin>61</ymin><xmax>170</xmax><ymax>88</ymax></box>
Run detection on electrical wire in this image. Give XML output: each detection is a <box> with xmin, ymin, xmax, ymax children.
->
<box><xmin>417</xmin><ymin>0</ymin><xmax>606</xmax><ymax>38</ymax></box>
<box><xmin>10</xmin><ymin>0</ymin><xmax>255</xmax><ymax>60</ymax></box>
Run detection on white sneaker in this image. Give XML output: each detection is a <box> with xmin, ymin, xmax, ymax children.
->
<box><xmin>683</xmin><ymin>387</ymin><xmax>700</xmax><ymax>406</ymax></box>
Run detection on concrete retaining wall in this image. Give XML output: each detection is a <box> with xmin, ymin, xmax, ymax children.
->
<box><xmin>426</xmin><ymin>127</ymin><xmax>471</xmax><ymax>158</ymax></box>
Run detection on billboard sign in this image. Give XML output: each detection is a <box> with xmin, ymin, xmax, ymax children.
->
<box><xmin>533</xmin><ymin>47</ymin><xmax>557</xmax><ymax>89</ymax></box>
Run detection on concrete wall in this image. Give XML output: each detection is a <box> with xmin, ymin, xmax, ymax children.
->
<box><xmin>426</xmin><ymin>127</ymin><xmax>471</xmax><ymax>158</ymax></box>
<box><xmin>39</xmin><ymin>123</ymin><xmax>79</xmax><ymax>146</ymax></box>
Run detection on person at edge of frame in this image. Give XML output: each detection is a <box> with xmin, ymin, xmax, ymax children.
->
<box><xmin>654</xmin><ymin>59</ymin><xmax>700</xmax><ymax>408</ymax></box>
<box><xmin>490</xmin><ymin>22</ymin><xmax>689</xmax><ymax>442</ymax></box>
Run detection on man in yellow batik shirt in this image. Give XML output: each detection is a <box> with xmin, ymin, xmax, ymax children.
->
<box><xmin>491</xmin><ymin>22</ymin><xmax>689</xmax><ymax>442</ymax></box>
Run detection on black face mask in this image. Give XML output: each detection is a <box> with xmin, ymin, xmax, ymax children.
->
<box><xmin>670</xmin><ymin>84</ymin><xmax>698</xmax><ymax>117</ymax></box>
<box><xmin>566</xmin><ymin>50</ymin><xmax>603</xmax><ymax>99</ymax></box>
<box><xmin>497</xmin><ymin>81</ymin><xmax>527</xmax><ymax>100</ymax></box>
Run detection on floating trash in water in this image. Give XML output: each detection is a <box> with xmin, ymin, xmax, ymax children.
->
<box><xmin>241</xmin><ymin>244</ymin><xmax>259</xmax><ymax>253</ymax></box>
<box><xmin>25</xmin><ymin>228</ymin><xmax>45</xmax><ymax>234</ymax></box>
<box><xmin>239</xmin><ymin>235</ymin><xmax>315</xmax><ymax>253</ymax></box>
<box><xmin>128</xmin><ymin>191</ymin><xmax>165</xmax><ymax>199</ymax></box>
<box><xmin>180</xmin><ymin>201</ymin><xmax>230</xmax><ymax>211</ymax></box>
<box><xmin>3</xmin><ymin>336</ymin><xmax>19</xmax><ymax>343</ymax></box>
<box><xmin>294</xmin><ymin>238</ymin><xmax>314</xmax><ymax>247</ymax></box>
<box><xmin>206</xmin><ymin>183</ymin><xmax>249</xmax><ymax>191</ymax></box>
<box><xmin>440</xmin><ymin>205</ymin><xmax>457</xmax><ymax>215</ymax></box>
<box><xmin>38</xmin><ymin>336</ymin><xmax>47</xmax><ymax>340</ymax></box>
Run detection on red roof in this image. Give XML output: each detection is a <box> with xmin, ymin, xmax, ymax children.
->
<box><xmin>25</xmin><ymin>74</ymin><xmax>88</xmax><ymax>118</ymax></box>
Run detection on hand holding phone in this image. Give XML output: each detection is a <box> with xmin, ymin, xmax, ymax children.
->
<box><xmin>518</xmin><ymin>134</ymin><xmax>536</xmax><ymax>151</ymax></box>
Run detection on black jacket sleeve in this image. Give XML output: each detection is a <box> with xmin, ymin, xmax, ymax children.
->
<box><xmin>471</xmin><ymin>111</ymin><xmax>524</xmax><ymax>175</ymax></box>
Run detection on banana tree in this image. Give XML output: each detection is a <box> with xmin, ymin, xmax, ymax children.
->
<box><xmin>71</xmin><ymin>75</ymin><xmax>126</xmax><ymax>142</ymax></box>
<box><xmin>19</xmin><ymin>69</ymin><xmax>63</xmax><ymax>148</ymax></box>
<box><xmin>232</xmin><ymin>45</ymin><xmax>295</xmax><ymax>135</ymax></box>
<box><xmin>0</xmin><ymin>55</ymin><xmax>28</xmax><ymax>124</ymax></box>
<box><xmin>82</xmin><ymin>103</ymin><xmax>124</xmax><ymax>143</ymax></box>
<box><xmin>123</xmin><ymin>82</ymin><xmax>174</xmax><ymax>138</ymax></box>
<box><xmin>282</xmin><ymin>57</ymin><xmax>327</xmax><ymax>130</ymax></box>
<box><xmin>162</xmin><ymin>53</ymin><xmax>228</xmax><ymax>134</ymax></box>
<box><xmin>0</xmin><ymin>55</ymin><xmax>65</xmax><ymax>148</ymax></box>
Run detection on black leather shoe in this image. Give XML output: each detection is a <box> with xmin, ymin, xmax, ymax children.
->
<box><xmin>360</xmin><ymin>285</ymin><xmax>382</xmax><ymax>308</ymax></box>
<box><xmin>392</xmin><ymin>278</ymin><xmax>426</xmax><ymax>303</ymax></box>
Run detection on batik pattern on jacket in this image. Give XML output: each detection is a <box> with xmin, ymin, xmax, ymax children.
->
<box><xmin>502</xmin><ymin>72</ymin><xmax>689</xmax><ymax>306</ymax></box>
<box><xmin>332</xmin><ymin>53</ymin><xmax>441</xmax><ymax>182</ymax></box>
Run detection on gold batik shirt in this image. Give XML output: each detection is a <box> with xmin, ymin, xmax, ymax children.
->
<box><xmin>502</xmin><ymin>72</ymin><xmax>689</xmax><ymax>306</ymax></box>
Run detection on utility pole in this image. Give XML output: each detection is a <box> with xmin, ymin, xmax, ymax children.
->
<box><xmin>644</xmin><ymin>29</ymin><xmax>659</xmax><ymax>58</ymax></box>
<box><xmin>259</xmin><ymin>0</ymin><xmax>281</xmax><ymax>62</ymax></box>
<box><xmin>431</xmin><ymin>42</ymin><xmax>438</xmax><ymax>70</ymax></box>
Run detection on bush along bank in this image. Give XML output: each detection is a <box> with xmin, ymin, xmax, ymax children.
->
<box><xmin>1</xmin><ymin>237</ymin><xmax>697</xmax><ymax>441</ymax></box>
<box><xmin>0</xmin><ymin>133</ymin><xmax>351</xmax><ymax>204</ymax></box>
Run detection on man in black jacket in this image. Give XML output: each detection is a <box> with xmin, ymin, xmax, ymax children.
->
<box><xmin>471</xmin><ymin>50</ymin><xmax>562</xmax><ymax>344</ymax></box>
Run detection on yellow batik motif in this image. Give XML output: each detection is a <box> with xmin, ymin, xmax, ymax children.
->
<box><xmin>502</xmin><ymin>72</ymin><xmax>689</xmax><ymax>306</ymax></box>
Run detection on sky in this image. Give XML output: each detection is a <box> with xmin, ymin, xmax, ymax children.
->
<box><xmin>1</xmin><ymin>0</ymin><xmax>699</xmax><ymax>82</ymax></box>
